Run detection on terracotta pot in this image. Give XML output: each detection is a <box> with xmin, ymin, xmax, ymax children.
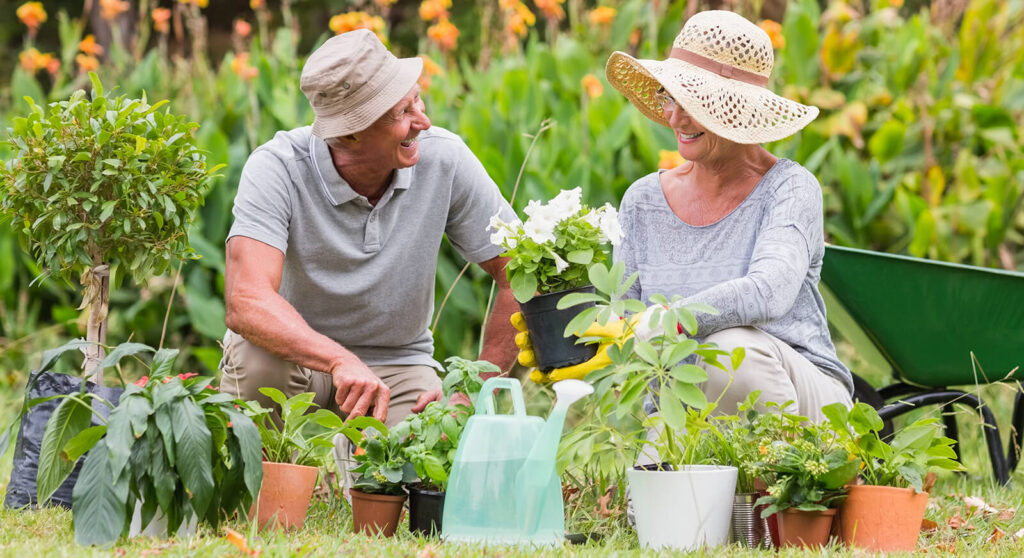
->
<box><xmin>777</xmin><ymin>508</ymin><xmax>836</xmax><ymax>548</ymax></box>
<box><xmin>350</xmin><ymin>488</ymin><xmax>406</xmax><ymax>537</ymax></box>
<box><xmin>838</xmin><ymin>485</ymin><xmax>929</xmax><ymax>551</ymax></box>
<box><xmin>251</xmin><ymin>462</ymin><xmax>319</xmax><ymax>530</ymax></box>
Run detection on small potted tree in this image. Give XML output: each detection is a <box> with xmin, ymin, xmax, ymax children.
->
<box><xmin>753</xmin><ymin>421</ymin><xmax>860</xmax><ymax>548</ymax></box>
<box><xmin>243</xmin><ymin>388</ymin><xmax>345</xmax><ymax>530</ymax></box>
<box><xmin>400</xmin><ymin>356</ymin><xmax>491</xmax><ymax>536</ymax></box>
<box><xmin>566</xmin><ymin>262</ymin><xmax>745</xmax><ymax>550</ymax></box>
<box><xmin>341</xmin><ymin>418</ymin><xmax>414</xmax><ymax>537</ymax></box>
<box><xmin>822</xmin><ymin>402</ymin><xmax>962</xmax><ymax>552</ymax></box>
<box><xmin>488</xmin><ymin>187</ymin><xmax>622</xmax><ymax>371</ymax></box>
<box><xmin>0</xmin><ymin>73</ymin><xmax>215</xmax><ymax>381</ymax></box>
<box><xmin>34</xmin><ymin>342</ymin><xmax>263</xmax><ymax>545</ymax></box>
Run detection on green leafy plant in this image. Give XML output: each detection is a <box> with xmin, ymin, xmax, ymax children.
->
<box><xmin>398</xmin><ymin>401</ymin><xmax>470</xmax><ymax>491</ymax></box>
<box><xmin>488</xmin><ymin>187</ymin><xmax>623</xmax><ymax>302</ymax></box>
<box><xmin>822</xmin><ymin>402</ymin><xmax>963</xmax><ymax>490</ymax></box>
<box><xmin>560</xmin><ymin>262</ymin><xmax>744</xmax><ymax>472</ymax></box>
<box><xmin>241</xmin><ymin>388</ymin><xmax>345</xmax><ymax>467</ymax></box>
<box><xmin>753</xmin><ymin>421</ymin><xmax>860</xmax><ymax>516</ymax></box>
<box><xmin>341</xmin><ymin>417</ymin><xmax>415</xmax><ymax>496</ymax></box>
<box><xmin>439</xmin><ymin>356</ymin><xmax>494</xmax><ymax>402</ymax></box>
<box><xmin>33</xmin><ymin>340</ymin><xmax>262</xmax><ymax>546</ymax></box>
<box><xmin>0</xmin><ymin>73</ymin><xmax>217</xmax><ymax>377</ymax></box>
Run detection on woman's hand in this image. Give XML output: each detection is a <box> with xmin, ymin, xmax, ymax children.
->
<box><xmin>511</xmin><ymin>312</ymin><xmax>629</xmax><ymax>383</ymax></box>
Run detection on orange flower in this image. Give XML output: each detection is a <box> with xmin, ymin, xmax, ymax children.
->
<box><xmin>427</xmin><ymin>17</ymin><xmax>459</xmax><ymax>52</ymax></box>
<box><xmin>658</xmin><ymin>150</ymin><xmax>686</xmax><ymax>170</ymax></box>
<box><xmin>45</xmin><ymin>57</ymin><xmax>60</xmax><ymax>74</ymax></box>
<box><xmin>134</xmin><ymin>376</ymin><xmax>149</xmax><ymax>387</ymax></box>
<box><xmin>152</xmin><ymin>8</ymin><xmax>171</xmax><ymax>33</ymax></box>
<box><xmin>417</xmin><ymin>54</ymin><xmax>444</xmax><ymax>89</ymax></box>
<box><xmin>76</xmin><ymin>53</ymin><xmax>100</xmax><ymax>73</ymax></box>
<box><xmin>758</xmin><ymin>19</ymin><xmax>785</xmax><ymax>50</ymax></box>
<box><xmin>78</xmin><ymin>34</ymin><xmax>105</xmax><ymax>56</ymax></box>
<box><xmin>19</xmin><ymin>48</ymin><xmax>53</xmax><ymax>72</ymax></box>
<box><xmin>99</xmin><ymin>0</ymin><xmax>131</xmax><ymax>21</ymax></box>
<box><xmin>231</xmin><ymin>52</ymin><xmax>259</xmax><ymax>81</ymax></box>
<box><xmin>375</xmin><ymin>0</ymin><xmax>397</xmax><ymax>7</ymax></box>
<box><xmin>234</xmin><ymin>19</ymin><xmax>252</xmax><ymax>38</ymax></box>
<box><xmin>628</xmin><ymin>28</ymin><xmax>642</xmax><ymax>47</ymax></box>
<box><xmin>588</xmin><ymin>6</ymin><xmax>617</xmax><ymax>26</ymax></box>
<box><xmin>581</xmin><ymin>74</ymin><xmax>603</xmax><ymax>99</ymax></box>
<box><xmin>329</xmin><ymin>11</ymin><xmax>387</xmax><ymax>43</ymax></box>
<box><xmin>535</xmin><ymin>0</ymin><xmax>565</xmax><ymax>21</ymax></box>
<box><xmin>16</xmin><ymin>2</ymin><xmax>47</xmax><ymax>32</ymax></box>
<box><xmin>250</xmin><ymin>0</ymin><xmax>264</xmax><ymax>9</ymax></box>
<box><xmin>889</xmin><ymin>0</ymin><xmax>904</xmax><ymax>6</ymax></box>
<box><xmin>419</xmin><ymin>0</ymin><xmax>450</xmax><ymax>22</ymax></box>
<box><xmin>178</xmin><ymin>0</ymin><xmax>210</xmax><ymax>8</ymax></box>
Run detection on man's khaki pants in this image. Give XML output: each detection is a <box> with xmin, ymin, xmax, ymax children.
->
<box><xmin>219</xmin><ymin>330</ymin><xmax>441</xmax><ymax>491</ymax></box>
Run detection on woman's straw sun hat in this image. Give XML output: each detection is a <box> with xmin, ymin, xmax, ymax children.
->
<box><xmin>606</xmin><ymin>10</ymin><xmax>818</xmax><ymax>144</ymax></box>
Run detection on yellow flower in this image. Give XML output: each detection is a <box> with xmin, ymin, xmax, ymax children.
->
<box><xmin>419</xmin><ymin>0</ymin><xmax>451</xmax><ymax>22</ymax></box>
<box><xmin>231</xmin><ymin>52</ymin><xmax>259</xmax><ymax>81</ymax></box>
<box><xmin>427</xmin><ymin>17</ymin><xmax>459</xmax><ymax>52</ymax></box>
<box><xmin>76</xmin><ymin>53</ymin><xmax>100</xmax><ymax>73</ymax></box>
<box><xmin>99</xmin><ymin>0</ymin><xmax>131</xmax><ymax>21</ymax></box>
<box><xmin>19</xmin><ymin>48</ymin><xmax>54</xmax><ymax>73</ymax></box>
<box><xmin>535</xmin><ymin>0</ymin><xmax>565</xmax><ymax>21</ymax></box>
<box><xmin>177</xmin><ymin>0</ymin><xmax>209</xmax><ymax>8</ymax></box>
<box><xmin>78</xmin><ymin>34</ymin><xmax>105</xmax><ymax>56</ymax></box>
<box><xmin>234</xmin><ymin>19</ymin><xmax>252</xmax><ymax>38</ymax></box>
<box><xmin>758</xmin><ymin>19</ymin><xmax>785</xmax><ymax>50</ymax></box>
<box><xmin>658</xmin><ymin>150</ymin><xmax>686</xmax><ymax>170</ymax></box>
<box><xmin>889</xmin><ymin>0</ymin><xmax>904</xmax><ymax>6</ymax></box>
<box><xmin>581</xmin><ymin>74</ymin><xmax>602</xmax><ymax>99</ymax></box>
<box><xmin>16</xmin><ymin>2</ymin><xmax>47</xmax><ymax>32</ymax></box>
<box><xmin>329</xmin><ymin>12</ymin><xmax>387</xmax><ymax>43</ymax></box>
<box><xmin>588</xmin><ymin>6</ymin><xmax>617</xmax><ymax>26</ymax></box>
<box><xmin>152</xmin><ymin>8</ymin><xmax>171</xmax><ymax>33</ymax></box>
<box><xmin>375</xmin><ymin>0</ymin><xmax>397</xmax><ymax>7</ymax></box>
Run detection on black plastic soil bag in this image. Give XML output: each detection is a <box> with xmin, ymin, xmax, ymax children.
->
<box><xmin>3</xmin><ymin>370</ymin><xmax>122</xmax><ymax>509</ymax></box>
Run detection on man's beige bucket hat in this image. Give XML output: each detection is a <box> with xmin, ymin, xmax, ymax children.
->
<box><xmin>301</xmin><ymin>29</ymin><xmax>423</xmax><ymax>139</ymax></box>
<box><xmin>606</xmin><ymin>10</ymin><xmax>818</xmax><ymax>144</ymax></box>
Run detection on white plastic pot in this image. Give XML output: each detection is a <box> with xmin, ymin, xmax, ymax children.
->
<box><xmin>627</xmin><ymin>465</ymin><xmax>738</xmax><ymax>550</ymax></box>
<box><xmin>130</xmin><ymin>501</ymin><xmax>198</xmax><ymax>538</ymax></box>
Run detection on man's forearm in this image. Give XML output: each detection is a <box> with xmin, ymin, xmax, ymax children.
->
<box><xmin>226</xmin><ymin>289</ymin><xmax>357</xmax><ymax>374</ymax></box>
<box><xmin>478</xmin><ymin>284</ymin><xmax>519</xmax><ymax>375</ymax></box>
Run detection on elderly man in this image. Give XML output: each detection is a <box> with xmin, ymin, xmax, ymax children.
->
<box><xmin>220</xmin><ymin>29</ymin><xmax>519</xmax><ymax>428</ymax></box>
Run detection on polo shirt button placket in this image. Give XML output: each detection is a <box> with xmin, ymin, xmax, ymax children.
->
<box><xmin>364</xmin><ymin>211</ymin><xmax>380</xmax><ymax>251</ymax></box>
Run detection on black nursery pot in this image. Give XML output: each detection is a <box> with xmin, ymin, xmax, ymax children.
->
<box><xmin>520</xmin><ymin>286</ymin><xmax>599</xmax><ymax>372</ymax></box>
<box><xmin>407</xmin><ymin>483</ymin><xmax>445</xmax><ymax>536</ymax></box>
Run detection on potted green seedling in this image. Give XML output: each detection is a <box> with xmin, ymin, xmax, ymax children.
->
<box><xmin>821</xmin><ymin>402</ymin><xmax>962</xmax><ymax>552</ymax></box>
<box><xmin>488</xmin><ymin>187</ymin><xmax>622</xmax><ymax>371</ymax></box>
<box><xmin>341</xmin><ymin>418</ymin><xmax>414</xmax><ymax>537</ymax></box>
<box><xmin>753</xmin><ymin>421</ymin><xmax>860</xmax><ymax>548</ymax></box>
<box><xmin>34</xmin><ymin>342</ymin><xmax>262</xmax><ymax>546</ymax></box>
<box><xmin>564</xmin><ymin>262</ymin><xmax>745</xmax><ymax>550</ymax></box>
<box><xmin>399</xmin><ymin>356</ymin><xmax>491</xmax><ymax>536</ymax></box>
<box><xmin>242</xmin><ymin>388</ymin><xmax>344</xmax><ymax>530</ymax></box>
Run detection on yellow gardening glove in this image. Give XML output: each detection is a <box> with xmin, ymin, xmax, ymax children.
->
<box><xmin>511</xmin><ymin>311</ymin><xmax>631</xmax><ymax>383</ymax></box>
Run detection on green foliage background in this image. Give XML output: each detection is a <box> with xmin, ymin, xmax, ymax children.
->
<box><xmin>0</xmin><ymin>0</ymin><xmax>1022</xmax><ymax>382</ymax></box>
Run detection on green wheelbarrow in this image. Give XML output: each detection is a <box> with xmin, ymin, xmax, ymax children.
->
<box><xmin>821</xmin><ymin>245</ymin><xmax>1024</xmax><ymax>484</ymax></box>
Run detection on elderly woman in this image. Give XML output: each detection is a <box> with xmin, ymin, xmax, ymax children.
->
<box><xmin>598</xmin><ymin>10</ymin><xmax>853</xmax><ymax>420</ymax></box>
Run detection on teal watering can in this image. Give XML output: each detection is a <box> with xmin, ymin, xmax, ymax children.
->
<box><xmin>441</xmin><ymin>377</ymin><xmax>593</xmax><ymax>545</ymax></box>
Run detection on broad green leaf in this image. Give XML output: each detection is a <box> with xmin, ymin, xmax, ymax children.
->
<box><xmin>566</xmin><ymin>249</ymin><xmax>593</xmax><ymax>265</ymax></box>
<box><xmin>171</xmin><ymin>398</ymin><xmax>214</xmax><ymax>517</ymax></box>
<box><xmin>510</xmin><ymin>271</ymin><xmax>538</xmax><ymax>303</ymax></box>
<box><xmin>98</xmin><ymin>342</ymin><xmax>155</xmax><ymax>371</ymax></box>
<box><xmin>661</xmin><ymin>339</ymin><xmax>698</xmax><ymax>368</ymax></box>
<box><xmin>225</xmin><ymin>409</ymin><xmax>264</xmax><ymax>498</ymax></box>
<box><xmin>63</xmin><ymin>425</ymin><xmax>107</xmax><ymax>462</ymax></box>
<box><xmin>671</xmin><ymin>380</ymin><xmax>708</xmax><ymax>410</ymax></box>
<box><xmin>38</xmin><ymin>339</ymin><xmax>94</xmax><ymax>373</ymax></box>
<box><xmin>37</xmin><ymin>397</ymin><xmax>93</xmax><ymax>503</ymax></box>
<box><xmin>669</xmin><ymin>364</ymin><xmax>708</xmax><ymax>384</ymax></box>
<box><xmin>659</xmin><ymin>384</ymin><xmax>687</xmax><ymax>431</ymax></box>
<box><xmin>730</xmin><ymin>347</ymin><xmax>746</xmax><ymax>371</ymax></box>
<box><xmin>150</xmin><ymin>348</ymin><xmax>179</xmax><ymax>377</ymax></box>
<box><xmin>819</xmin><ymin>459</ymin><xmax>860</xmax><ymax>489</ymax></box>
<box><xmin>555</xmin><ymin>292</ymin><xmax>604</xmax><ymax>309</ymax></box>
<box><xmin>72</xmin><ymin>441</ymin><xmax>129</xmax><ymax>546</ymax></box>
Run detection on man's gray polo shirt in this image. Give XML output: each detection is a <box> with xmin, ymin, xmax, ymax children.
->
<box><xmin>228</xmin><ymin>126</ymin><xmax>516</xmax><ymax>369</ymax></box>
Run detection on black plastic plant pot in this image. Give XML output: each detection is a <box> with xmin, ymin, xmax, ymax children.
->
<box><xmin>407</xmin><ymin>483</ymin><xmax>445</xmax><ymax>536</ymax></box>
<box><xmin>519</xmin><ymin>286</ymin><xmax>599</xmax><ymax>372</ymax></box>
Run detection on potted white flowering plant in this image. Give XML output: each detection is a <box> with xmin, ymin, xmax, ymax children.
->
<box><xmin>488</xmin><ymin>187</ymin><xmax>622</xmax><ymax>371</ymax></box>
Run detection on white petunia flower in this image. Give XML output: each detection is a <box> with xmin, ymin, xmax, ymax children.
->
<box><xmin>597</xmin><ymin>204</ymin><xmax>623</xmax><ymax>246</ymax></box>
<box><xmin>548</xmin><ymin>187</ymin><xmax>583</xmax><ymax>220</ymax></box>
<box><xmin>552</xmin><ymin>253</ymin><xmax>569</xmax><ymax>273</ymax></box>
<box><xmin>487</xmin><ymin>214</ymin><xmax>506</xmax><ymax>232</ymax></box>
<box><xmin>523</xmin><ymin>218</ymin><xmax>557</xmax><ymax>244</ymax></box>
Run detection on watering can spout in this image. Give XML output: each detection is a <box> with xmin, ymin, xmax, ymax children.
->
<box><xmin>516</xmin><ymin>379</ymin><xmax>594</xmax><ymax>534</ymax></box>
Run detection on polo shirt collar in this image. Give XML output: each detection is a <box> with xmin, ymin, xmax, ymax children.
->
<box><xmin>310</xmin><ymin>134</ymin><xmax>412</xmax><ymax>207</ymax></box>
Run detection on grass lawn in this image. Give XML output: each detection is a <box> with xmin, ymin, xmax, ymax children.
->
<box><xmin>2</xmin><ymin>368</ymin><xmax>1024</xmax><ymax>556</ymax></box>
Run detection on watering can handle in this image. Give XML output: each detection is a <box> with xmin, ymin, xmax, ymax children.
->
<box><xmin>475</xmin><ymin>377</ymin><xmax>527</xmax><ymax>417</ymax></box>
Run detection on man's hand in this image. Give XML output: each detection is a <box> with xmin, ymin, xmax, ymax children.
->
<box><xmin>412</xmin><ymin>389</ymin><xmax>442</xmax><ymax>413</ymax></box>
<box><xmin>511</xmin><ymin>312</ymin><xmax>631</xmax><ymax>383</ymax></box>
<box><xmin>331</xmin><ymin>360</ymin><xmax>390</xmax><ymax>423</ymax></box>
